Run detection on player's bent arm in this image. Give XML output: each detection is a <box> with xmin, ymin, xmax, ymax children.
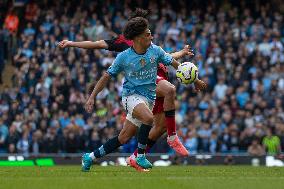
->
<box><xmin>170</xmin><ymin>51</ymin><xmax>185</xmax><ymax>60</ymax></box>
<box><xmin>89</xmin><ymin>72</ymin><xmax>111</xmax><ymax>99</ymax></box>
<box><xmin>170</xmin><ymin>45</ymin><xmax>194</xmax><ymax>60</ymax></box>
<box><xmin>171</xmin><ymin>59</ymin><xmax>181</xmax><ymax>70</ymax></box>
<box><xmin>69</xmin><ymin>40</ymin><xmax>108</xmax><ymax>49</ymax></box>
<box><xmin>85</xmin><ymin>72</ymin><xmax>111</xmax><ymax>112</ymax></box>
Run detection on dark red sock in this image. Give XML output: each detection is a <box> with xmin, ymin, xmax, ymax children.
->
<box><xmin>165</xmin><ymin>109</ymin><xmax>176</xmax><ymax>136</ymax></box>
<box><xmin>133</xmin><ymin>149</ymin><xmax>138</xmax><ymax>157</ymax></box>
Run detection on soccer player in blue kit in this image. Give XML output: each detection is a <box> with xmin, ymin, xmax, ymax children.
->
<box><xmin>82</xmin><ymin>16</ymin><xmax>189</xmax><ymax>171</ymax></box>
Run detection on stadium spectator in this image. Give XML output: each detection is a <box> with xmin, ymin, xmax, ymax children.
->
<box><xmin>184</xmin><ymin>129</ymin><xmax>198</xmax><ymax>155</ymax></box>
<box><xmin>16</xmin><ymin>131</ymin><xmax>29</xmax><ymax>156</ymax></box>
<box><xmin>0</xmin><ymin>26</ymin><xmax>5</xmax><ymax>84</ymax></box>
<box><xmin>262</xmin><ymin>128</ymin><xmax>281</xmax><ymax>155</ymax></box>
<box><xmin>4</xmin><ymin>8</ymin><xmax>19</xmax><ymax>34</ymax></box>
<box><xmin>24</xmin><ymin>0</ymin><xmax>39</xmax><ymax>23</ymax></box>
<box><xmin>0</xmin><ymin>118</ymin><xmax>9</xmax><ymax>153</ymax></box>
<box><xmin>248</xmin><ymin>139</ymin><xmax>265</xmax><ymax>156</ymax></box>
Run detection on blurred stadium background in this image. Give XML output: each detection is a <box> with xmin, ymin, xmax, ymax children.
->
<box><xmin>0</xmin><ymin>0</ymin><xmax>284</xmax><ymax>188</ymax></box>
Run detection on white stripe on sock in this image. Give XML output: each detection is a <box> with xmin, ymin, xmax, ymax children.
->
<box><xmin>168</xmin><ymin>135</ymin><xmax>177</xmax><ymax>142</ymax></box>
<box><xmin>89</xmin><ymin>152</ymin><xmax>96</xmax><ymax>160</ymax></box>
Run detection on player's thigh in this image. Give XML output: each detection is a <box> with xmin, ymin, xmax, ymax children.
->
<box><xmin>132</xmin><ymin>103</ymin><xmax>153</xmax><ymax>125</ymax></box>
<box><xmin>156</xmin><ymin>80</ymin><xmax>175</xmax><ymax>98</ymax></box>
<box><xmin>118</xmin><ymin>120</ymin><xmax>138</xmax><ymax>144</ymax></box>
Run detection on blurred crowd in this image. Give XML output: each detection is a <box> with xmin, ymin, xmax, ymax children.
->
<box><xmin>0</xmin><ymin>0</ymin><xmax>284</xmax><ymax>156</ymax></box>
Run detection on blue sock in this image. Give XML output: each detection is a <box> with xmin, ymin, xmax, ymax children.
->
<box><xmin>93</xmin><ymin>136</ymin><xmax>121</xmax><ymax>158</ymax></box>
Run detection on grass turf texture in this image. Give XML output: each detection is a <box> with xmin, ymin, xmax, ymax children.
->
<box><xmin>1</xmin><ymin>166</ymin><xmax>284</xmax><ymax>189</ymax></box>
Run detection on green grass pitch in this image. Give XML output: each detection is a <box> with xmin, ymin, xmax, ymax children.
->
<box><xmin>0</xmin><ymin>166</ymin><xmax>284</xmax><ymax>189</ymax></box>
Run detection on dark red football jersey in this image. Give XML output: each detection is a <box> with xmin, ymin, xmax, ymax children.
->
<box><xmin>157</xmin><ymin>63</ymin><xmax>168</xmax><ymax>80</ymax></box>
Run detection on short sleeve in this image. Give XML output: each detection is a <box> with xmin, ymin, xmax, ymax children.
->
<box><xmin>157</xmin><ymin>46</ymin><xmax>173</xmax><ymax>66</ymax></box>
<box><xmin>106</xmin><ymin>53</ymin><xmax>124</xmax><ymax>77</ymax></box>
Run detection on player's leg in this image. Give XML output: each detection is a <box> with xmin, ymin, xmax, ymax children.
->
<box><xmin>82</xmin><ymin>120</ymin><xmax>137</xmax><ymax>171</ymax></box>
<box><xmin>156</xmin><ymin>80</ymin><xmax>189</xmax><ymax>156</ymax></box>
<box><xmin>131</xmin><ymin>102</ymin><xmax>154</xmax><ymax>169</ymax></box>
<box><xmin>129</xmin><ymin>79</ymin><xmax>188</xmax><ymax>158</ymax></box>
<box><xmin>118</xmin><ymin>120</ymin><xmax>137</xmax><ymax>144</ymax></box>
<box><xmin>89</xmin><ymin>121</ymin><xmax>137</xmax><ymax>159</ymax></box>
<box><xmin>130</xmin><ymin>110</ymin><xmax>188</xmax><ymax>158</ymax></box>
<box><xmin>156</xmin><ymin>80</ymin><xmax>176</xmax><ymax>135</ymax></box>
<box><xmin>122</xmin><ymin>94</ymin><xmax>154</xmax><ymax>169</ymax></box>
<box><xmin>130</xmin><ymin>112</ymin><xmax>166</xmax><ymax>158</ymax></box>
<box><xmin>117</xmin><ymin>107</ymin><xmax>151</xmax><ymax>172</ymax></box>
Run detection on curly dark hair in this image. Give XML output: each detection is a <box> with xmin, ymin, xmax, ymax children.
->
<box><xmin>123</xmin><ymin>17</ymin><xmax>149</xmax><ymax>40</ymax></box>
<box><xmin>128</xmin><ymin>8</ymin><xmax>150</xmax><ymax>20</ymax></box>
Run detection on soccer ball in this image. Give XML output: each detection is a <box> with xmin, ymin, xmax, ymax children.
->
<box><xmin>176</xmin><ymin>62</ymin><xmax>198</xmax><ymax>84</ymax></box>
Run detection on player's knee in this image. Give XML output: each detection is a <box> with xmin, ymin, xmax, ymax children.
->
<box><xmin>143</xmin><ymin>114</ymin><xmax>154</xmax><ymax>126</ymax></box>
<box><xmin>148</xmin><ymin>134</ymin><xmax>156</xmax><ymax>141</ymax></box>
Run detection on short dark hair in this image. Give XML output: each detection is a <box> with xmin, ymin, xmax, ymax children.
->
<box><xmin>128</xmin><ymin>8</ymin><xmax>150</xmax><ymax>20</ymax></box>
<box><xmin>123</xmin><ymin>17</ymin><xmax>149</xmax><ymax>40</ymax></box>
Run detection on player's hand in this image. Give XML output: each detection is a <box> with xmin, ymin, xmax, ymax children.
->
<box><xmin>182</xmin><ymin>45</ymin><xmax>194</xmax><ymax>57</ymax></box>
<box><xmin>57</xmin><ymin>40</ymin><xmax>72</xmax><ymax>48</ymax></box>
<box><xmin>194</xmin><ymin>79</ymin><xmax>207</xmax><ymax>92</ymax></box>
<box><xmin>85</xmin><ymin>98</ymin><xmax>95</xmax><ymax>113</ymax></box>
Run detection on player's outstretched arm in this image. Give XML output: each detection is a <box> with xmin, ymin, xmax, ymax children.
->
<box><xmin>85</xmin><ymin>72</ymin><xmax>111</xmax><ymax>113</ymax></box>
<box><xmin>170</xmin><ymin>45</ymin><xmax>194</xmax><ymax>60</ymax></box>
<box><xmin>169</xmin><ymin>45</ymin><xmax>194</xmax><ymax>69</ymax></box>
<box><xmin>57</xmin><ymin>40</ymin><xmax>108</xmax><ymax>49</ymax></box>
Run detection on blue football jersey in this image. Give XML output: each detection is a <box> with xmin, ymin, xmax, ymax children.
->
<box><xmin>107</xmin><ymin>44</ymin><xmax>173</xmax><ymax>102</ymax></box>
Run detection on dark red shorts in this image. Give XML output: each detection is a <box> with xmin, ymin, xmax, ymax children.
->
<box><xmin>152</xmin><ymin>76</ymin><xmax>166</xmax><ymax>115</ymax></box>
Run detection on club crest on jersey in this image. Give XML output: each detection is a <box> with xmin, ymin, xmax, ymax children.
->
<box><xmin>140</xmin><ymin>58</ymin><xmax>146</xmax><ymax>67</ymax></box>
<box><xmin>150</xmin><ymin>57</ymin><xmax>155</xmax><ymax>64</ymax></box>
